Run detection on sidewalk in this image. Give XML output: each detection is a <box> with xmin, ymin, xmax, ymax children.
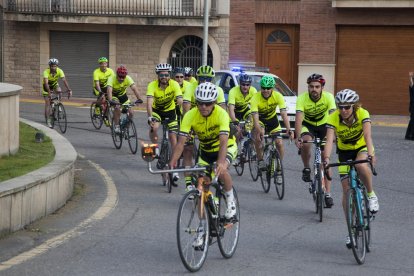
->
<box><xmin>20</xmin><ymin>95</ymin><xmax>410</xmax><ymax>127</ymax></box>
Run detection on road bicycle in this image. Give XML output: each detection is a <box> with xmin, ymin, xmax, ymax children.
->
<box><xmin>151</xmin><ymin>117</ymin><xmax>177</xmax><ymax>193</ymax></box>
<box><xmin>111</xmin><ymin>103</ymin><xmax>138</xmax><ymax>154</ymax></box>
<box><xmin>259</xmin><ymin>133</ymin><xmax>285</xmax><ymax>199</ymax></box>
<box><xmin>90</xmin><ymin>94</ymin><xmax>113</xmax><ymax>130</ymax></box>
<box><xmin>302</xmin><ymin>138</ymin><xmax>326</xmax><ymax>222</ymax></box>
<box><xmin>232</xmin><ymin>120</ymin><xmax>254</xmax><ymax>177</ymax></box>
<box><xmin>46</xmin><ymin>90</ymin><xmax>70</xmax><ymax>133</ymax></box>
<box><xmin>141</xmin><ymin>145</ymin><xmax>240</xmax><ymax>272</ymax></box>
<box><xmin>325</xmin><ymin>159</ymin><xmax>376</xmax><ymax>264</ymax></box>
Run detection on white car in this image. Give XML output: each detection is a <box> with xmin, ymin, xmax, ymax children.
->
<box><xmin>213</xmin><ymin>68</ymin><xmax>297</xmax><ymax>130</ymax></box>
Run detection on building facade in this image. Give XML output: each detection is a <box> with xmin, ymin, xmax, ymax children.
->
<box><xmin>229</xmin><ymin>0</ymin><xmax>414</xmax><ymax>115</ymax></box>
<box><xmin>1</xmin><ymin>0</ymin><xmax>230</xmax><ymax>98</ymax></box>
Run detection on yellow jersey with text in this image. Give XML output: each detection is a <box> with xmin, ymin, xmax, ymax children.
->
<box><xmin>93</xmin><ymin>67</ymin><xmax>115</xmax><ymax>92</ymax></box>
<box><xmin>147</xmin><ymin>79</ymin><xmax>182</xmax><ymax>112</ymax></box>
<box><xmin>228</xmin><ymin>85</ymin><xmax>257</xmax><ymax>114</ymax></box>
<box><xmin>43</xmin><ymin>68</ymin><xmax>65</xmax><ymax>91</ymax></box>
<box><xmin>250</xmin><ymin>90</ymin><xmax>286</xmax><ymax>121</ymax></box>
<box><xmin>107</xmin><ymin>75</ymin><xmax>134</xmax><ymax>96</ymax></box>
<box><xmin>296</xmin><ymin>91</ymin><xmax>336</xmax><ymax>126</ymax></box>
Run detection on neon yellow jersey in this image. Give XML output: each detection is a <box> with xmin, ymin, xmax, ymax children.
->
<box><xmin>180</xmin><ymin>105</ymin><xmax>235</xmax><ymax>152</ymax></box>
<box><xmin>250</xmin><ymin>90</ymin><xmax>287</xmax><ymax>121</ymax></box>
<box><xmin>43</xmin><ymin>68</ymin><xmax>65</xmax><ymax>91</ymax></box>
<box><xmin>183</xmin><ymin>83</ymin><xmax>226</xmax><ymax>108</ymax></box>
<box><xmin>146</xmin><ymin>79</ymin><xmax>182</xmax><ymax>112</ymax></box>
<box><xmin>296</xmin><ymin>91</ymin><xmax>336</xmax><ymax>126</ymax></box>
<box><xmin>228</xmin><ymin>85</ymin><xmax>257</xmax><ymax>113</ymax></box>
<box><xmin>189</xmin><ymin>77</ymin><xmax>198</xmax><ymax>86</ymax></box>
<box><xmin>326</xmin><ymin>107</ymin><xmax>372</xmax><ymax>151</ymax></box>
<box><xmin>93</xmin><ymin>67</ymin><xmax>115</xmax><ymax>92</ymax></box>
<box><xmin>107</xmin><ymin>75</ymin><xmax>134</xmax><ymax>97</ymax></box>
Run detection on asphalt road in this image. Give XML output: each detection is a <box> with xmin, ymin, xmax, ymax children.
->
<box><xmin>0</xmin><ymin>102</ymin><xmax>413</xmax><ymax>275</ymax></box>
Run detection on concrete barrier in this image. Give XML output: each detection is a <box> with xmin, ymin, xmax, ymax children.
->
<box><xmin>0</xmin><ymin>119</ymin><xmax>77</xmax><ymax>235</ymax></box>
<box><xmin>0</xmin><ymin>83</ymin><xmax>22</xmax><ymax>157</ymax></box>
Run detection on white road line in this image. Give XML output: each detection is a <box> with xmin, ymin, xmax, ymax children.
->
<box><xmin>0</xmin><ymin>156</ymin><xmax>118</xmax><ymax>271</ymax></box>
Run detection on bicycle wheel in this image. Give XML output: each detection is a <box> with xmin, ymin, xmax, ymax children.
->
<box><xmin>90</xmin><ymin>102</ymin><xmax>103</xmax><ymax>129</ymax></box>
<box><xmin>126</xmin><ymin>120</ymin><xmax>138</xmax><ymax>154</ymax></box>
<box><xmin>248</xmin><ymin>142</ymin><xmax>259</xmax><ymax>181</ymax></box>
<box><xmin>346</xmin><ymin>188</ymin><xmax>366</xmax><ymax>264</ymax></box>
<box><xmin>217</xmin><ymin>187</ymin><xmax>240</xmax><ymax>258</ymax></box>
<box><xmin>111</xmin><ymin>118</ymin><xmax>122</xmax><ymax>149</ymax></box>
<box><xmin>233</xmin><ymin>140</ymin><xmax>244</xmax><ymax>176</ymax></box>
<box><xmin>363</xmin><ymin>192</ymin><xmax>371</xmax><ymax>252</ymax></box>
<box><xmin>273</xmin><ymin>153</ymin><xmax>285</xmax><ymax>200</ymax></box>
<box><xmin>176</xmin><ymin>190</ymin><xmax>209</xmax><ymax>272</ymax></box>
<box><xmin>314</xmin><ymin>164</ymin><xmax>323</xmax><ymax>221</ymax></box>
<box><xmin>56</xmin><ymin>103</ymin><xmax>67</xmax><ymax>133</ymax></box>
<box><xmin>49</xmin><ymin>106</ymin><xmax>56</xmax><ymax>129</ymax></box>
<box><xmin>105</xmin><ymin>106</ymin><xmax>114</xmax><ymax>129</ymax></box>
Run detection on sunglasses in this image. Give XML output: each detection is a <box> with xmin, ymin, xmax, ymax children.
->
<box><xmin>185</xmin><ymin>74</ymin><xmax>191</xmax><ymax>77</ymax></box>
<box><xmin>117</xmin><ymin>77</ymin><xmax>125</xmax><ymax>81</ymax></box>
<box><xmin>175</xmin><ymin>75</ymin><xmax>184</xmax><ymax>79</ymax></box>
<box><xmin>241</xmin><ymin>83</ymin><xmax>251</xmax><ymax>87</ymax></box>
<box><xmin>158</xmin><ymin>73</ymin><xmax>170</xmax><ymax>78</ymax></box>
<box><xmin>338</xmin><ymin>105</ymin><xmax>353</xmax><ymax>110</ymax></box>
<box><xmin>198</xmin><ymin>77</ymin><xmax>212</xmax><ymax>82</ymax></box>
<box><xmin>196</xmin><ymin>101</ymin><xmax>214</xmax><ymax>107</ymax></box>
<box><xmin>261</xmin><ymin>87</ymin><xmax>273</xmax><ymax>90</ymax></box>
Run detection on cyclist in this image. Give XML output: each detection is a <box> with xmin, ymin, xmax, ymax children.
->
<box><xmin>181</xmin><ymin>65</ymin><xmax>226</xmax><ymax>190</ymax></box>
<box><xmin>322</xmin><ymin>89</ymin><xmax>379</xmax><ymax>247</ymax></box>
<box><xmin>92</xmin><ymin>57</ymin><xmax>115</xmax><ymax>126</ymax></box>
<box><xmin>42</xmin><ymin>58</ymin><xmax>72</xmax><ymax>128</ymax></box>
<box><xmin>147</xmin><ymin>63</ymin><xmax>183</xmax><ymax>180</ymax></box>
<box><xmin>184</xmin><ymin>67</ymin><xmax>198</xmax><ymax>85</ymax></box>
<box><xmin>107</xmin><ymin>65</ymin><xmax>143</xmax><ymax>134</ymax></box>
<box><xmin>169</xmin><ymin>82</ymin><xmax>238</xmax><ymax>246</ymax></box>
<box><xmin>251</xmin><ymin>75</ymin><xmax>293</xmax><ymax>178</ymax></box>
<box><xmin>172</xmin><ymin>67</ymin><xmax>191</xmax><ymax>123</ymax></box>
<box><xmin>294</xmin><ymin>73</ymin><xmax>336</xmax><ymax>207</ymax></box>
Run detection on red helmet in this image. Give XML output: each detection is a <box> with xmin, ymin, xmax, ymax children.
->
<box><xmin>116</xmin><ymin>66</ymin><xmax>128</xmax><ymax>77</ymax></box>
<box><xmin>307</xmin><ymin>73</ymin><xmax>326</xmax><ymax>86</ymax></box>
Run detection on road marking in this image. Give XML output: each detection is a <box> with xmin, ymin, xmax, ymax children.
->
<box><xmin>0</xmin><ymin>155</ymin><xmax>118</xmax><ymax>271</ymax></box>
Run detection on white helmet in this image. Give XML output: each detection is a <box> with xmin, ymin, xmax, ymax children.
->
<box><xmin>335</xmin><ymin>89</ymin><xmax>359</xmax><ymax>104</ymax></box>
<box><xmin>184</xmin><ymin>67</ymin><xmax>193</xmax><ymax>75</ymax></box>
<box><xmin>195</xmin><ymin>83</ymin><xmax>218</xmax><ymax>103</ymax></box>
<box><xmin>155</xmin><ymin>63</ymin><xmax>172</xmax><ymax>73</ymax></box>
<box><xmin>48</xmin><ymin>58</ymin><xmax>59</xmax><ymax>66</ymax></box>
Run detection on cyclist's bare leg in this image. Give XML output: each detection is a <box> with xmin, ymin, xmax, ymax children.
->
<box><xmin>113</xmin><ymin>105</ymin><xmax>121</xmax><ymax>126</ymax></box>
<box><xmin>44</xmin><ymin>96</ymin><xmax>51</xmax><ymax>119</ymax></box>
<box><xmin>254</xmin><ymin>127</ymin><xmax>265</xmax><ymax>160</ymax></box>
<box><xmin>183</xmin><ymin>144</ymin><xmax>194</xmax><ymax>180</ymax></box>
<box><xmin>149</xmin><ymin>122</ymin><xmax>160</xmax><ymax>143</ymax></box>
<box><xmin>168</xmin><ymin>132</ymin><xmax>178</xmax><ymax>152</ymax></box>
<box><xmin>275</xmin><ymin>137</ymin><xmax>284</xmax><ymax>160</ymax></box>
<box><xmin>218</xmin><ymin>164</ymin><xmax>233</xmax><ymax>192</ymax></box>
<box><xmin>300</xmin><ymin>134</ymin><xmax>312</xmax><ymax>168</ymax></box>
<box><xmin>341</xmin><ymin>178</ymin><xmax>350</xmax><ymax>215</ymax></box>
<box><xmin>355</xmin><ymin>152</ymin><xmax>373</xmax><ymax>193</ymax></box>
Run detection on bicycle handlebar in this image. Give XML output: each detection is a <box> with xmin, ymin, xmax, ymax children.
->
<box><xmin>146</xmin><ymin>162</ymin><xmax>219</xmax><ymax>183</ymax></box>
<box><xmin>324</xmin><ymin>159</ymin><xmax>377</xmax><ymax>181</ymax></box>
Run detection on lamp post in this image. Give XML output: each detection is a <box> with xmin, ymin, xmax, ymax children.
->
<box><xmin>202</xmin><ymin>0</ymin><xmax>209</xmax><ymax>66</ymax></box>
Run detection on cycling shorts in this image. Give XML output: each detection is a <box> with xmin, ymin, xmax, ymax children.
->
<box><xmin>152</xmin><ymin>108</ymin><xmax>178</xmax><ymax>133</ymax></box>
<box><xmin>235</xmin><ymin>109</ymin><xmax>252</xmax><ymax>121</ymax></box>
<box><xmin>300</xmin><ymin>121</ymin><xmax>327</xmax><ymax>149</ymax></box>
<box><xmin>197</xmin><ymin>143</ymin><xmax>238</xmax><ymax>170</ymax></box>
<box><xmin>258</xmin><ymin>116</ymin><xmax>282</xmax><ymax>135</ymax></box>
<box><xmin>337</xmin><ymin>145</ymin><xmax>368</xmax><ymax>176</ymax></box>
<box><xmin>93</xmin><ymin>87</ymin><xmax>108</xmax><ymax>97</ymax></box>
<box><xmin>42</xmin><ymin>83</ymin><xmax>60</xmax><ymax>97</ymax></box>
<box><xmin>112</xmin><ymin>94</ymin><xmax>130</xmax><ymax>105</ymax></box>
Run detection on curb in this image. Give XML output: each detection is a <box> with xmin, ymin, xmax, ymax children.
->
<box><xmin>0</xmin><ymin>118</ymin><xmax>77</xmax><ymax>235</ymax></box>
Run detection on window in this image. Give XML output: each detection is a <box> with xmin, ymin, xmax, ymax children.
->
<box><xmin>267</xmin><ymin>30</ymin><xmax>291</xmax><ymax>43</ymax></box>
<box><xmin>168</xmin><ymin>35</ymin><xmax>213</xmax><ymax>70</ymax></box>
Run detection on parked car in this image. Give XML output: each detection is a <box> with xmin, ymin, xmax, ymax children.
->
<box><xmin>213</xmin><ymin>67</ymin><xmax>297</xmax><ymax>130</ymax></box>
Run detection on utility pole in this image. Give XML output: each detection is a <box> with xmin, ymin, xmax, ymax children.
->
<box><xmin>202</xmin><ymin>0</ymin><xmax>209</xmax><ymax>66</ymax></box>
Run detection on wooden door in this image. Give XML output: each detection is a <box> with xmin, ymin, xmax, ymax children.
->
<box><xmin>256</xmin><ymin>25</ymin><xmax>299</xmax><ymax>91</ymax></box>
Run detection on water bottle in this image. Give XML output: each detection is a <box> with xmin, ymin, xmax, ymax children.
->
<box><xmin>120</xmin><ymin>115</ymin><xmax>127</xmax><ymax>127</ymax></box>
<box><xmin>208</xmin><ymin>195</ymin><xmax>218</xmax><ymax>218</ymax></box>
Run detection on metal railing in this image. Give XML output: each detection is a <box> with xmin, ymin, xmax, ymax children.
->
<box><xmin>5</xmin><ymin>0</ymin><xmax>217</xmax><ymax>17</ymax></box>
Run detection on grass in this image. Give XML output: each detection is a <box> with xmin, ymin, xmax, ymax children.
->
<box><xmin>0</xmin><ymin>122</ymin><xmax>55</xmax><ymax>182</ymax></box>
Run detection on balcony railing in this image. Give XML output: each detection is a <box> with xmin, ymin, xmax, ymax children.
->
<box><xmin>5</xmin><ymin>0</ymin><xmax>217</xmax><ymax>17</ymax></box>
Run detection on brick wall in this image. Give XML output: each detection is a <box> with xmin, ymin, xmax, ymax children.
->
<box><xmin>3</xmin><ymin>21</ymin><xmax>40</xmax><ymax>96</ymax></box>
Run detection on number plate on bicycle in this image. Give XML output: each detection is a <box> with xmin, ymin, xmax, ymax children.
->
<box><xmin>141</xmin><ymin>144</ymin><xmax>159</xmax><ymax>162</ymax></box>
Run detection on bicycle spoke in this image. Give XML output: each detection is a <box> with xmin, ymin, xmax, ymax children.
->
<box><xmin>90</xmin><ymin>102</ymin><xmax>103</xmax><ymax>129</ymax></box>
<box><xmin>56</xmin><ymin>103</ymin><xmax>67</xmax><ymax>133</ymax></box>
<box><xmin>126</xmin><ymin>120</ymin><xmax>138</xmax><ymax>154</ymax></box>
<box><xmin>346</xmin><ymin>189</ymin><xmax>366</xmax><ymax>264</ymax></box>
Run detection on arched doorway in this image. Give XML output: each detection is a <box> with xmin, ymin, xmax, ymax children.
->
<box><xmin>168</xmin><ymin>35</ymin><xmax>213</xmax><ymax>70</ymax></box>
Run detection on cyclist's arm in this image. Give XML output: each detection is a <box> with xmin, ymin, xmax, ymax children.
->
<box><xmin>228</xmin><ymin>104</ymin><xmax>237</xmax><ymax>122</ymax></box>
<box><xmin>280</xmin><ymin>109</ymin><xmax>291</xmax><ymax>134</ymax></box>
<box><xmin>170</xmin><ymin>134</ymin><xmax>186</xmax><ymax>168</ymax></box>
<box><xmin>295</xmin><ymin>111</ymin><xmax>304</xmax><ymax>141</ymax></box>
<box><xmin>43</xmin><ymin>77</ymin><xmax>51</xmax><ymax>94</ymax></box>
<box><xmin>62</xmin><ymin>77</ymin><xmax>72</xmax><ymax>92</ymax></box>
<box><xmin>146</xmin><ymin>96</ymin><xmax>154</xmax><ymax>117</ymax></box>
<box><xmin>94</xmin><ymin>80</ymin><xmax>102</xmax><ymax>94</ymax></box>
<box><xmin>176</xmin><ymin>96</ymin><xmax>183</xmax><ymax>107</ymax></box>
<box><xmin>322</xmin><ymin>127</ymin><xmax>335</xmax><ymax>163</ymax></box>
<box><xmin>129</xmin><ymin>83</ymin><xmax>142</xmax><ymax>101</ymax></box>
<box><xmin>252</xmin><ymin>112</ymin><xmax>261</xmax><ymax>134</ymax></box>
<box><xmin>107</xmin><ymin>86</ymin><xmax>113</xmax><ymax>101</ymax></box>
<box><xmin>182</xmin><ymin>101</ymin><xmax>191</xmax><ymax>115</ymax></box>
<box><xmin>362</xmin><ymin>121</ymin><xmax>376</xmax><ymax>164</ymax></box>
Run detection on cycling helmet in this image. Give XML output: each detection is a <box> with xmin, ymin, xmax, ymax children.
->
<box><xmin>98</xmin><ymin>57</ymin><xmax>108</xmax><ymax>63</ymax></box>
<box><xmin>307</xmin><ymin>73</ymin><xmax>326</xmax><ymax>86</ymax></box>
<box><xmin>173</xmin><ymin>67</ymin><xmax>186</xmax><ymax>76</ymax></box>
<box><xmin>184</xmin><ymin>67</ymin><xmax>194</xmax><ymax>75</ymax></box>
<box><xmin>335</xmin><ymin>89</ymin><xmax>360</xmax><ymax>104</ymax></box>
<box><xmin>196</xmin><ymin>65</ymin><xmax>215</xmax><ymax>77</ymax></box>
<box><xmin>260</xmin><ymin>75</ymin><xmax>275</xmax><ymax>88</ymax></box>
<box><xmin>48</xmin><ymin>58</ymin><xmax>59</xmax><ymax>66</ymax></box>
<box><xmin>239</xmin><ymin>74</ymin><xmax>252</xmax><ymax>83</ymax></box>
<box><xmin>155</xmin><ymin>63</ymin><xmax>172</xmax><ymax>73</ymax></box>
<box><xmin>195</xmin><ymin>83</ymin><xmax>218</xmax><ymax>103</ymax></box>
<box><xmin>116</xmin><ymin>65</ymin><xmax>128</xmax><ymax>77</ymax></box>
